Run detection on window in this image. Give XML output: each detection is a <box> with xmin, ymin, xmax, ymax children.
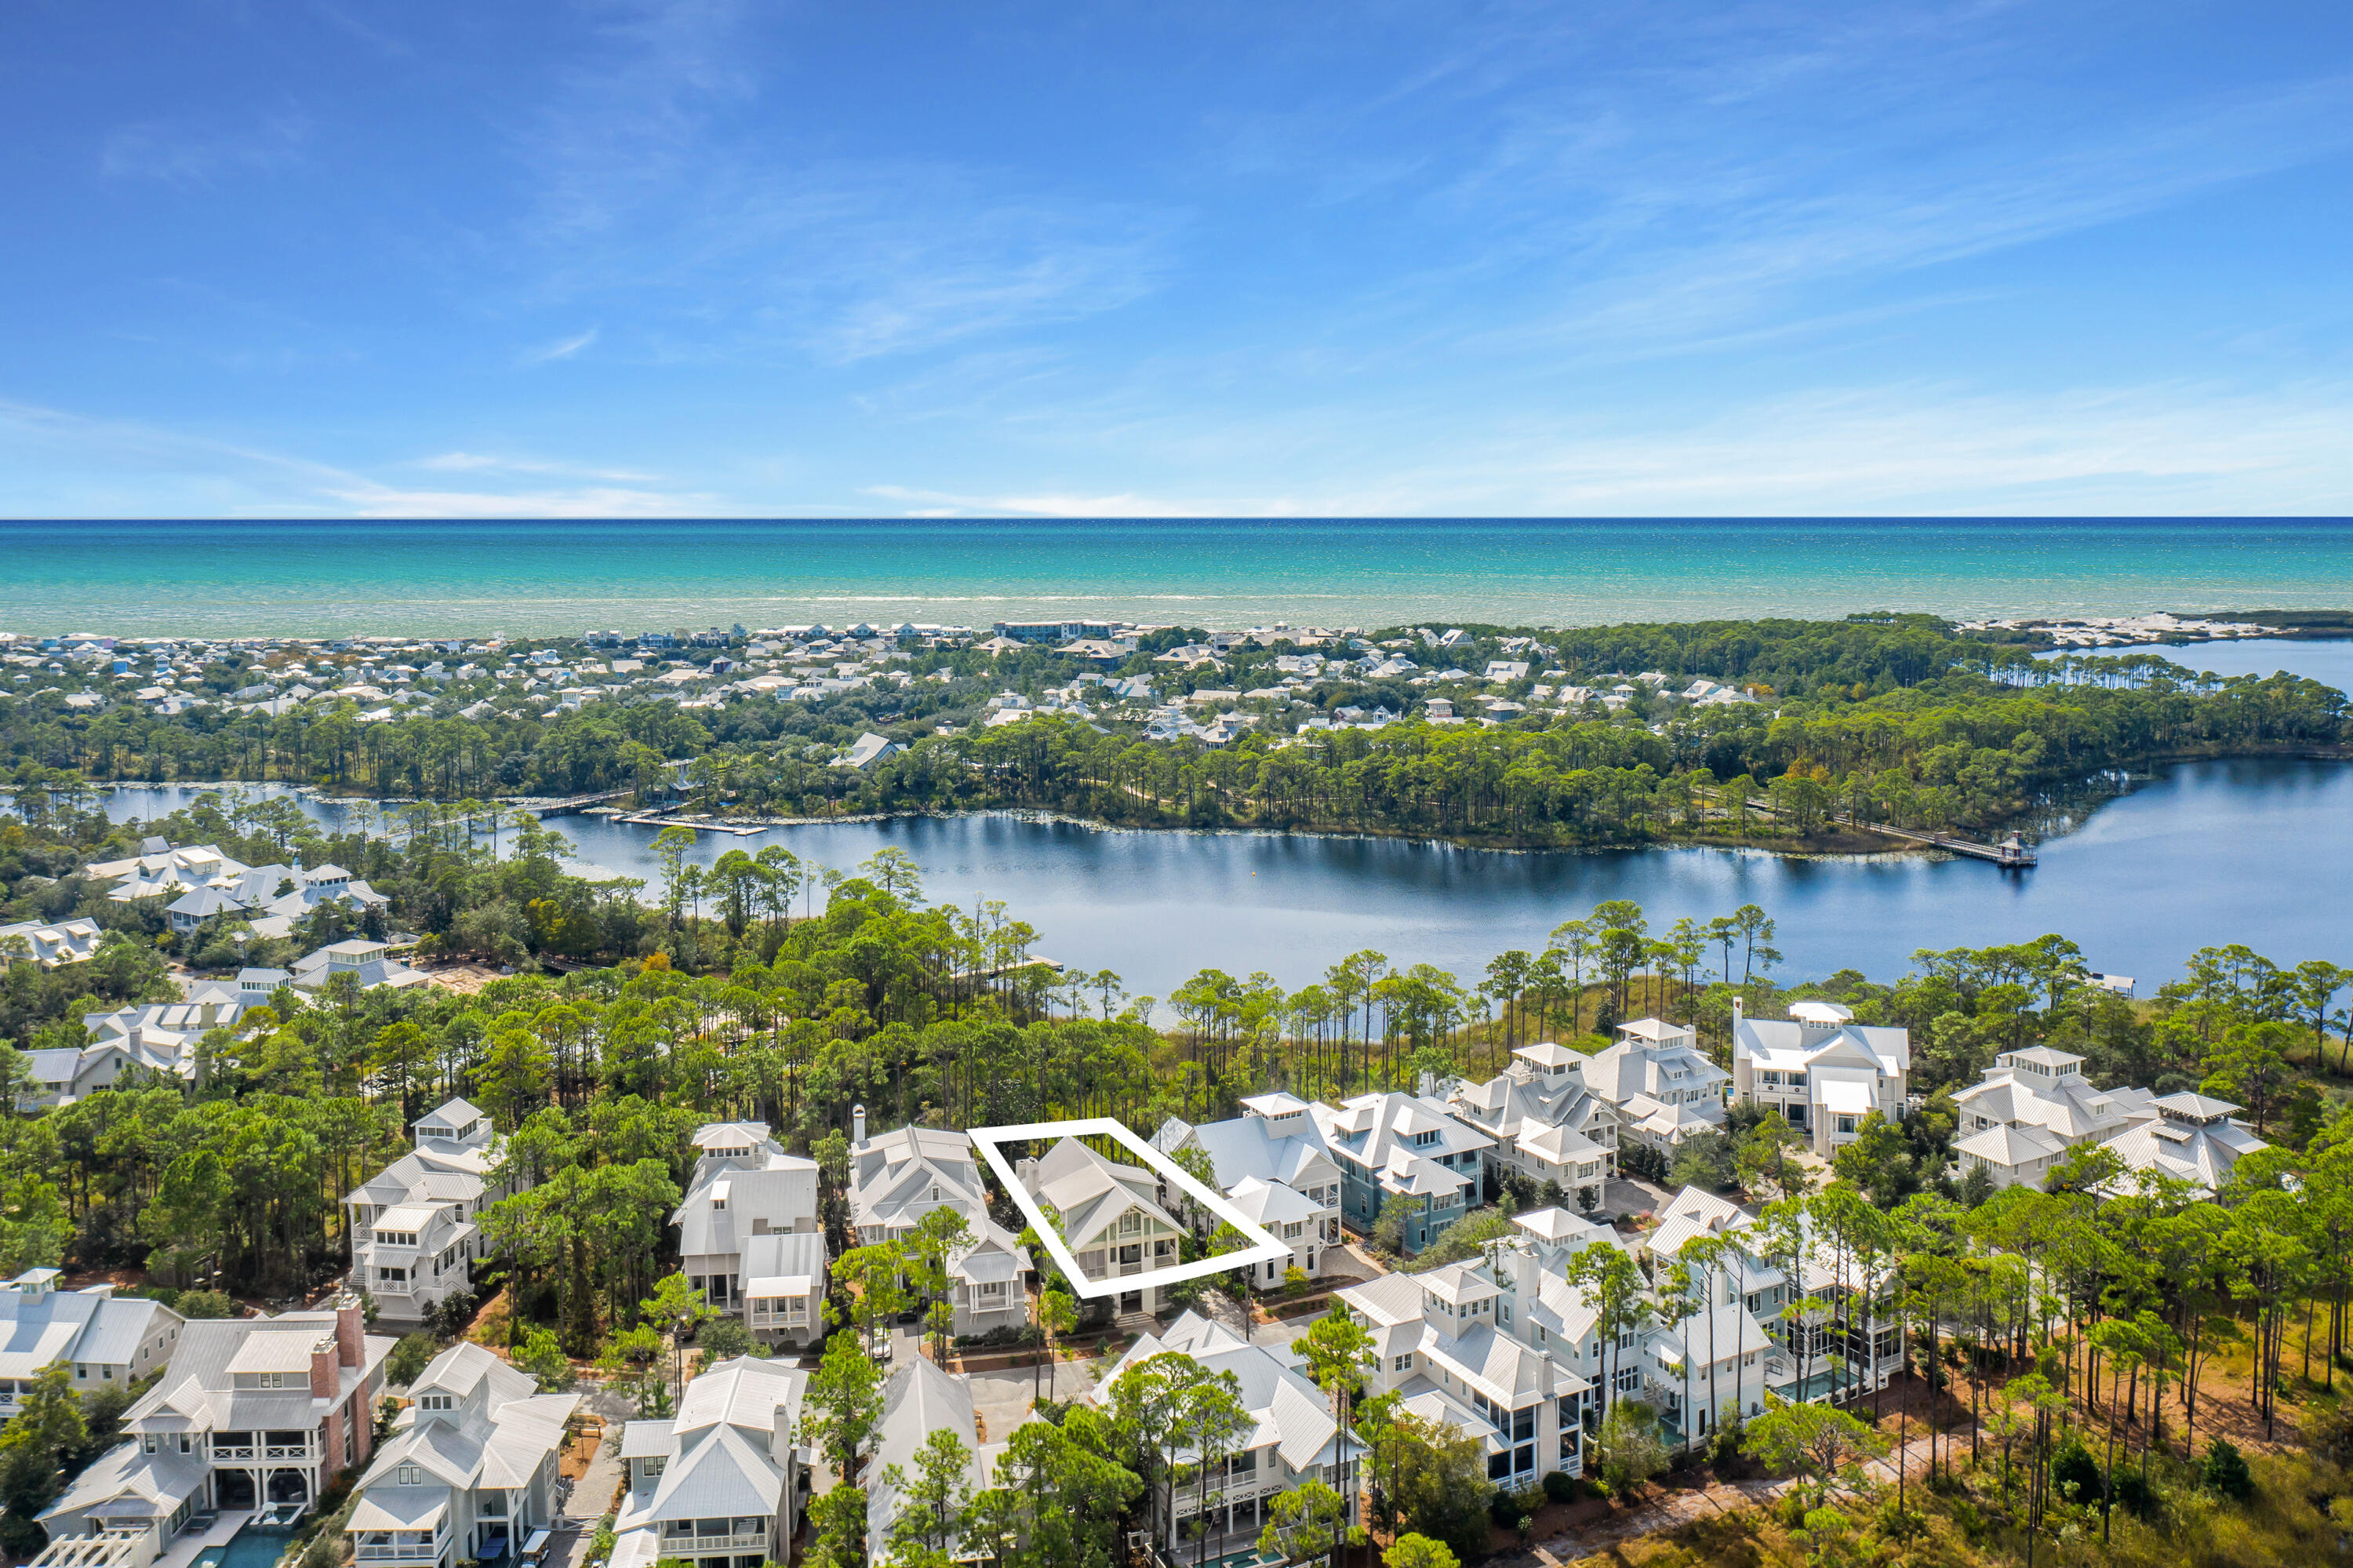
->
<box><xmin>642</xmin><ymin>1457</ymin><xmax>667</xmax><ymax>1479</ymax></box>
<box><xmin>398</xmin><ymin>1465</ymin><xmax>422</xmax><ymax>1486</ymax></box>
<box><xmin>75</xmin><ymin>1364</ymin><xmax>88</xmax><ymax>1380</ymax></box>
<box><xmin>1119</xmin><ymin>1212</ymin><xmax>1142</xmax><ymax>1236</ymax></box>
<box><xmin>1393</xmin><ymin>1355</ymin><xmax>1413</xmax><ymax>1372</ymax></box>
<box><xmin>419</xmin><ymin>1394</ymin><xmax>453</xmax><ymax>1411</ymax></box>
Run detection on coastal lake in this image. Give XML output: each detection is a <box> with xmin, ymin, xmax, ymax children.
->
<box><xmin>89</xmin><ymin>753</ymin><xmax>2353</xmax><ymax>1006</ymax></box>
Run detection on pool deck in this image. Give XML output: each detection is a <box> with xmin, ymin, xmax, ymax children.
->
<box><xmin>156</xmin><ymin>1514</ymin><xmax>254</xmax><ymax>1568</ymax></box>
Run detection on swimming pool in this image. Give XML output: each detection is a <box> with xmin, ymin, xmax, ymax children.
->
<box><xmin>191</xmin><ymin>1523</ymin><xmax>299</xmax><ymax>1568</ymax></box>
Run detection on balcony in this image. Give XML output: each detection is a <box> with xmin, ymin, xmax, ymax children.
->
<box><xmin>659</xmin><ymin>1532</ymin><xmax>769</xmax><ymax>1552</ymax></box>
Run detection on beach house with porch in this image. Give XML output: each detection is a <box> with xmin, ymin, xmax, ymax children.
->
<box><xmin>1339</xmin><ymin>1254</ymin><xmax>1591</xmax><ymax>1486</ymax></box>
<box><xmin>1093</xmin><ymin>1311</ymin><xmax>1352</xmax><ymax>1556</ymax></box>
<box><xmin>0</xmin><ymin>1271</ymin><xmax>184</xmax><ymax>1421</ymax></box>
<box><xmin>1309</xmin><ymin>1088</ymin><xmax>1493</xmax><ymax>1255</ymax></box>
<box><xmin>1951</xmin><ymin>1046</ymin><xmax>2157</xmax><ymax>1190</ymax></box>
<box><xmin>1151</xmin><ymin>1092</ymin><xmax>1344</xmax><ymax>1283</ymax></box>
<box><xmin>344</xmin><ymin>1099</ymin><xmax>515</xmax><ymax>1326</ymax></box>
<box><xmin>1016</xmin><ymin>1137</ymin><xmax>1187</xmax><ymax>1323</ymax></box>
<box><xmin>1449</xmin><ymin>1043</ymin><xmax>1621</xmax><ymax>1212</ymax></box>
<box><xmin>609</xmin><ymin>1357</ymin><xmax>808</xmax><ymax>1568</ymax></box>
<box><xmin>1729</xmin><ymin>1000</ymin><xmax>1911</xmax><ymax>1155</ymax></box>
<box><xmin>39</xmin><ymin>1296</ymin><xmax>389</xmax><ymax>1547</ymax></box>
<box><xmin>672</xmin><ymin>1125</ymin><xmax>821</xmax><ymax>1321</ymax></box>
<box><xmin>846</xmin><ymin>1112</ymin><xmax>1031</xmax><ymax>1338</ymax></box>
<box><xmin>1580</xmin><ymin>1020</ymin><xmax>1729</xmax><ymax>1155</ymax></box>
<box><xmin>344</xmin><ymin>1343</ymin><xmax>578</xmax><ymax>1568</ymax></box>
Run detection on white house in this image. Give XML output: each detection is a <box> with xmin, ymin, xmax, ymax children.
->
<box><xmin>612</xmin><ymin>1356</ymin><xmax>809</xmax><ymax>1568</ymax></box>
<box><xmin>847</xmin><ymin>1113</ymin><xmax>1029</xmax><ymax>1339</ymax></box>
<box><xmin>345</xmin><ymin>1342</ymin><xmax>579</xmax><ymax>1568</ymax></box>
<box><xmin>1152</xmin><ymin>1092</ymin><xmax>1344</xmax><ymax>1283</ymax></box>
<box><xmin>2096</xmin><ymin>1092</ymin><xmax>2268</xmax><ymax>1200</ymax></box>
<box><xmin>291</xmin><ymin>940</ymin><xmax>427</xmax><ymax>993</ymax></box>
<box><xmin>1094</xmin><ymin>1311</ymin><xmax>1353</xmax><ymax>1553</ymax></box>
<box><xmin>0</xmin><ymin>1271</ymin><xmax>184</xmax><ymax>1419</ymax></box>
<box><xmin>1951</xmin><ymin>1046</ymin><xmax>2158</xmax><ymax>1190</ymax></box>
<box><xmin>1017</xmin><ymin>1137</ymin><xmax>1187</xmax><ymax>1322</ymax></box>
<box><xmin>1730</xmin><ymin>1000</ymin><xmax>1911</xmax><ymax>1155</ymax></box>
<box><xmin>41</xmin><ymin>1296</ymin><xmax>389</xmax><ymax>1541</ymax></box>
<box><xmin>1580</xmin><ymin>1020</ymin><xmax>1729</xmax><ymax>1152</ymax></box>
<box><xmin>867</xmin><ymin>1357</ymin><xmax>1009</xmax><ymax>1566</ymax></box>
<box><xmin>1641</xmin><ymin>1184</ymin><xmax>1906</xmax><ymax>1413</ymax></box>
<box><xmin>1449</xmin><ymin>1043</ymin><xmax>1620</xmax><ymax>1211</ymax></box>
<box><xmin>344</xmin><ymin>1098</ymin><xmax>515</xmax><ymax>1326</ymax></box>
<box><xmin>673</xmin><ymin>1125</ymin><xmax>821</xmax><ymax>1318</ymax></box>
<box><xmin>0</xmin><ymin>917</ymin><xmax>104</xmax><ymax>970</ymax></box>
<box><xmin>1340</xmin><ymin>1236</ymin><xmax>1591</xmax><ymax>1485</ymax></box>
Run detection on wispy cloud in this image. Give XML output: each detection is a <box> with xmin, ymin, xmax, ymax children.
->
<box><xmin>519</xmin><ymin>326</ymin><xmax>599</xmax><ymax>364</ymax></box>
<box><xmin>414</xmin><ymin>449</ymin><xmax>661</xmax><ymax>483</ymax></box>
<box><xmin>100</xmin><ymin>112</ymin><xmax>310</xmax><ymax>184</ymax></box>
<box><xmin>0</xmin><ymin>398</ymin><xmax>715</xmax><ymax>518</ymax></box>
<box><xmin>500</xmin><ymin>0</ymin><xmax>1178</xmax><ymax>364</ymax></box>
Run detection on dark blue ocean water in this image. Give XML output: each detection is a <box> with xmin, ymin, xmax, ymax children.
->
<box><xmin>5</xmin><ymin>516</ymin><xmax>2350</xmax><ymax>635</ymax></box>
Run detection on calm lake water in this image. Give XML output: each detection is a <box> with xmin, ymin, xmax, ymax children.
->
<box><xmin>86</xmin><ymin>751</ymin><xmax>2353</xmax><ymax>1005</ymax></box>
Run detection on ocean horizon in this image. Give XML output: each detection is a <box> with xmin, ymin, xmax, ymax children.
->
<box><xmin>5</xmin><ymin>516</ymin><xmax>2351</xmax><ymax>637</ymax></box>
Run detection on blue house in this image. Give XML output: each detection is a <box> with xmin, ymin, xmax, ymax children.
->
<box><xmin>1312</xmin><ymin>1087</ymin><xmax>1495</xmax><ymax>1254</ymax></box>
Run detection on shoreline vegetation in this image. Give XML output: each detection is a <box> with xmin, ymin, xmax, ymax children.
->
<box><xmin>8</xmin><ymin>613</ymin><xmax>2348</xmax><ymax>857</ymax></box>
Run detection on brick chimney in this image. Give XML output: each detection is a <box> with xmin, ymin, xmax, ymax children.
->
<box><xmin>334</xmin><ymin>1293</ymin><xmax>365</xmax><ymax>1368</ymax></box>
<box><xmin>311</xmin><ymin>1335</ymin><xmax>340</xmax><ymax>1399</ymax></box>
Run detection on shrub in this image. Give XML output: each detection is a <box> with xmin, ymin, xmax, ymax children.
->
<box><xmin>176</xmin><ymin>1289</ymin><xmax>235</xmax><ymax>1319</ymax></box>
<box><xmin>387</xmin><ymin>1330</ymin><xmax>438</xmax><ymax>1388</ymax></box>
<box><xmin>432</xmin><ymin>1290</ymin><xmax>478</xmax><ymax>1339</ymax></box>
<box><xmin>2111</xmin><ymin>1468</ymin><xmax>2156</xmax><ymax>1519</ymax></box>
<box><xmin>2202</xmin><ymin>1438</ymin><xmax>2253</xmax><ymax>1501</ymax></box>
<box><xmin>2050</xmin><ymin>1438</ymin><xmax>2103</xmax><ymax>1504</ymax></box>
<box><xmin>955</xmin><ymin>1322</ymin><xmax>1043</xmax><ymax>1349</ymax></box>
<box><xmin>1540</xmin><ymin>1470</ymin><xmax>1576</xmax><ymax>1504</ymax></box>
<box><xmin>1488</xmin><ymin>1484</ymin><xmax>1543</xmax><ymax>1527</ymax></box>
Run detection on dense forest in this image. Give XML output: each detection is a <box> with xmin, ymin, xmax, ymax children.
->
<box><xmin>4</xmin><ymin>617</ymin><xmax>2344</xmax><ymax>846</ymax></box>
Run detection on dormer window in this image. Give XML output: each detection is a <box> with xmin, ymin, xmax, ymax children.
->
<box><xmin>1411</xmin><ymin>1130</ymin><xmax>1439</xmax><ymax>1148</ymax></box>
<box><xmin>398</xmin><ymin>1465</ymin><xmax>423</xmax><ymax>1486</ymax></box>
<box><xmin>419</xmin><ymin>1394</ymin><xmax>453</xmax><ymax>1412</ymax></box>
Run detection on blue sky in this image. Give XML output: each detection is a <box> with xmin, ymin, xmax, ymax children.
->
<box><xmin>3</xmin><ymin>0</ymin><xmax>2350</xmax><ymax>518</ymax></box>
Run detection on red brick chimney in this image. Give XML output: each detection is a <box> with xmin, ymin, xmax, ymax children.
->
<box><xmin>335</xmin><ymin>1294</ymin><xmax>364</xmax><ymax>1368</ymax></box>
<box><xmin>311</xmin><ymin>1336</ymin><xmax>340</xmax><ymax>1399</ymax></box>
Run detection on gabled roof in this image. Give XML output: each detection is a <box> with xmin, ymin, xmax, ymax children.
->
<box><xmin>1955</xmin><ymin>1122</ymin><xmax>2068</xmax><ymax>1166</ymax></box>
<box><xmin>868</xmin><ymin>1357</ymin><xmax>977</xmax><ymax>1549</ymax></box>
<box><xmin>1224</xmin><ymin>1176</ymin><xmax>1318</xmax><ymax>1228</ymax></box>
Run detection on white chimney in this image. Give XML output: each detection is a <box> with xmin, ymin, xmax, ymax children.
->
<box><xmin>128</xmin><ymin>1024</ymin><xmax>144</xmax><ymax>1050</ymax></box>
<box><xmin>852</xmin><ymin>1104</ymin><xmax>867</xmax><ymax>1148</ymax></box>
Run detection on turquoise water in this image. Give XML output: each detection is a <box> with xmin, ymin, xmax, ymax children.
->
<box><xmin>192</xmin><ymin>1523</ymin><xmax>296</xmax><ymax>1568</ymax></box>
<box><xmin>4</xmin><ymin>518</ymin><xmax>2351</xmax><ymax>636</ymax></box>
<box><xmin>90</xmin><ymin>748</ymin><xmax>2353</xmax><ymax>996</ymax></box>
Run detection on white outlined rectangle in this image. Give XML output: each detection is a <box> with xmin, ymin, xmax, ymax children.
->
<box><xmin>968</xmin><ymin>1118</ymin><xmax>1290</xmax><ymax>1300</ymax></box>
